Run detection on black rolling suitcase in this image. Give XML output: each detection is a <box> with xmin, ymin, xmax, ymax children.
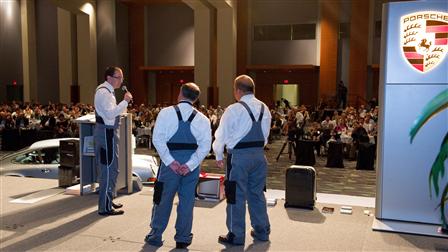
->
<box><xmin>284</xmin><ymin>165</ymin><xmax>316</xmax><ymax>209</ymax></box>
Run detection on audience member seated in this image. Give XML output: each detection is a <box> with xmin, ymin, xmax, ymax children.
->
<box><xmin>270</xmin><ymin>112</ymin><xmax>283</xmax><ymax>141</ymax></box>
<box><xmin>0</xmin><ymin>100</ymin><xmax>381</xmax><ymax>165</ymax></box>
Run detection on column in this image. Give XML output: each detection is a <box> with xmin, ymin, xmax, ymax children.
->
<box><xmin>76</xmin><ymin>3</ymin><xmax>97</xmax><ymax>104</ymax></box>
<box><xmin>50</xmin><ymin>0</ymin><xmax>97</xmax><ymax>104</ymax></box>
<box><xmin>57</xmin><ymin>7</ymin><xmax>73</xmax><ymax>104</ymax></box>
<box><xmin>319</xmin><ymin>0</ymin><xmax>341</xmax><ymax>100</ymax></box>
<box><xmin>183</xmin><ymin>0</ymin><xmax>215</xmax><ymax>106</ymax></box>
<box><xmin>207</xmin><ymin>0</ymin><xmax>236</xmax><ymax>107</ymax></box>
<box><xmin>236</xmin><ymin>0</ymin><xmax>248</xmax><ymax>76</ymax></box>
<box><xmin>21</xmin><ymin>0</ymin><xmax>38</xmax><ymax>102</ymax></box>
<box><xmin>349</xmin><ymin>0</ymin><xmax>370</xmax><ymax>106</ymax></box>
<box><xmin>128</xmin><ymin>3</ymin><xmax>146</xmax><ymax>105</ymax></box>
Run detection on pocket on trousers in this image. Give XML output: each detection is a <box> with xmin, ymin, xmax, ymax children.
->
<box><xmin>225</xmin><ymin>180</ymin><xmax>236</xmax><ymax>204</ymax></box>
<box><xmin>153</xmin><ymin>181</ymin><xmax>164</xmax><ymax>205</ymax></box>
<box><xmin>100</xmin><ymin>148</ymin><xmax>107</xmax><ymax>165</ymax></box>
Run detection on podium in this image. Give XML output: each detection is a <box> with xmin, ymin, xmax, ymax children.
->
<box><xmin>326</xmin><ymin>142</ymin><xmax>344</xmax><ymax>168</ymax></box>
<box><xmin>75</xmin><ymin>113</ymin><xmax>133</xmax><ymax>195</ymax></box>
<box><xmin>295</xmin><ymin>140</ymin><xmax>316</xmax><ymax>166</ymax></box>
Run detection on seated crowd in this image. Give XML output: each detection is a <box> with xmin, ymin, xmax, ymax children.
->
<box><xmin>0</xmin><ymin>99</ymin><xmax>379</xmax><ymax>161</ymax></box>
<box><xmin>269</xmin><ymin>99</ymin><xmax>379</xmax><ymax>161</ymax></box>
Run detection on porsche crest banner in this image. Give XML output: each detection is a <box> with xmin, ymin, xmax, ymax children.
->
<box><xmin>401</xmin><ymin>11</ymin><xmax>448</xmax><ymax>73</ymax></box>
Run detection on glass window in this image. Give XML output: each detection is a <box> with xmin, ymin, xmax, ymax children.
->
<box><xmin>14</xmin><ymin>150</ymin><xmax>43</xmax><ymax>164</ymax></box>
<box><xmin>292</xmin><ymin>24</ymin><xmax>316</xmax><ymax>40</ymax></box>
<box><xmin>41</xmin><ymin>147</ymin><xmax>60</xmax><ymax>164</ymax></box>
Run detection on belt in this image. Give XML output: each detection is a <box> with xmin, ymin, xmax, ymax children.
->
<box><xmin>233</xmin><ymin>141</ymin><xmax>264</xmax><ymax>149</ymax></box>
<box><xmin>167</xmin><ymin>143</ymin><xmax>198</xmax><ymax>150</ymax></box>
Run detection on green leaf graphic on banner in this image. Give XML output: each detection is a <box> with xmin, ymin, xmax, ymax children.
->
<box><xmin>409</xmin><ymin>89</ymin><xmax>448</xmax><ymax>228</ymax></box>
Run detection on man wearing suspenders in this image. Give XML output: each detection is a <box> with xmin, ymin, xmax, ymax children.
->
<box><xmin>94</xmin><ymin>67</ymin><xmax>133</xmax><ymax>216</ymax></box>
<box><xmin>213</xmin><ymin>75</ymin><xmax>271</xmax><ymax>245</ymax></box>
<box><xmin>145</xmin><ymin>83</ymin><xmax>211</xmax><ymax>249</ymax></box>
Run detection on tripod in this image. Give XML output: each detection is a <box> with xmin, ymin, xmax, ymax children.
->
<box><xmin>276</xmin><ymin>139</ymin><xmax>296</xmax><ymax>161</ymax></box>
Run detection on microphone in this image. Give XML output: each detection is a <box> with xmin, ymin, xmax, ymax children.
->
<box><xmin>121</xmin><ymin>85</ymin><xmax>133</xmax><ymax>104</ymax></box>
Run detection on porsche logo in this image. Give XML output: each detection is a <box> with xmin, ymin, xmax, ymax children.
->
<box><xmin>401</xmin><ymin>11</ymin><xmax>448</xmax><ymax>73</ymax></box>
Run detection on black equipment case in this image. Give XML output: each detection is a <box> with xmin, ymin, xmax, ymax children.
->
<box><xmin>284</xmin><ymin>165</ymin><xmax>316</xmax><ymax>209</ymax></box>
<box><xmin>60</xmin><ymin>139</ymin><xmax>80</xmax><ymax>167</ymax></box>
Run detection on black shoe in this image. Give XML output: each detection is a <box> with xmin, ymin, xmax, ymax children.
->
<box><xmin>98</xmin><ymin>209</ymin><xmax>124</xmax><ymax>216</ymax></box>
<box><xmin>218</xmin><ymin>234</ymin><xmax>243</xmax><ymax>246</ymax></box>
<box><xmin>144</xmin><ymin>234</ymin><xmax>163</xmax><ymax>247</ymax></box>
<box><xmin>250</xmin><ymin>229</ymin><xmax>269</xmax><ymax>241</ymax></box>
<box><xmin>112</xmin><ymin>202</ymin><xmax>123</xmax><ymax>209</ymax></box>
<box><xmin>176</xmin><ymin>242</ymin><xmax>191</xmax><ymax>249</ymax></box>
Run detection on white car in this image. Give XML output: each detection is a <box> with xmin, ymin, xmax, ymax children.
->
<box><xmin>0</xmin><ymin>138</ymin><xmax>158</xmax><ymax>184</ymax></box>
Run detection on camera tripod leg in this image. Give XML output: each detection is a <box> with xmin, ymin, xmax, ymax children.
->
<box><xmin>276</xmin><ymin>141</ymin><xmax>288</xmax><ymax>161</ymax></box>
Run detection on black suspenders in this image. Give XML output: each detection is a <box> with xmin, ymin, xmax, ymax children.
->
<box><xmin>166</xmin><ymin>105</ymin><xmax>199</xmax><ymax>151</ymax></box>
<box><xmin>233</xmin><ymin>101</ymin><xmax>265</xmax><ymax>149</ymax></box>
<box><xmin>95</xmin><ymin>86</ymin><xmax>113</xmax><ymax>124</ymax></box>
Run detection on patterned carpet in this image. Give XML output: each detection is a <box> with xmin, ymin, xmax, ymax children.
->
<box><xmin>137</xmin><ymin>136</ymin><xmax>377</xmax><ymax>197</ymax></box>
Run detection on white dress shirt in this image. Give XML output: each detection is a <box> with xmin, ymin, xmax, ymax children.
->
<box><xmin>94</xmin><ymin>81</ymin><xmax>128</xmax><ymax>126</ymax></box>
<box><xmin>152</xmin><ymin>102</ymin><xmax>212</xmax><ymax>171</ymax></box>
<box><xmin>213</xmin><ymin>94</ymin><xmax>272</xmax><ymax>161</ymax></box>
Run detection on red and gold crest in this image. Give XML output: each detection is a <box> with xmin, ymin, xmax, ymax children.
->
<box><xmin>401</xmin><ymin>11</ymin><xmax>448</xmax><ymax>73</ymax></box>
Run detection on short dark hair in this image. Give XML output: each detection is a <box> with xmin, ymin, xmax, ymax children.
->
<box><xmin>234</xmin><ymin>75</ymin><xmax>255</xmax><ymax>94</ymax></box>
<box><xmin>104</xmin><ymin>66</ymin><xmax>121</xmax><ymax>81</ymax></box>
<box><xmin>181</xmin><ymin>83</ymin><xmax>201</xmax><ymax>102</ymax></box>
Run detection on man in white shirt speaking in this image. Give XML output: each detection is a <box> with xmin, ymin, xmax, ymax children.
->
<box><xmin>94</xmin><ymin>66</ymin><xmax>133</xmax><ymax>216</ymax></box>
<box><xmin>145</xmin><ymin>83</ymin><xmax>211</xmax><ymax>249</ymax></box>
<box><xmin>213</xmin><ymin>75</ymin><xmax>271</xmax><ymax>246</ymax></box>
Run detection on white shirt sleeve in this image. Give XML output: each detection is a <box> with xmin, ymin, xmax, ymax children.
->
<box><xmin>94</xmin><ymin>88</ymin><xmax>128</xmax><ymax>123</ymax></box>
<box><xmin>212</xmin><ymin>106</ymin><xmax>233</xmax><ymax>161</ymax></box>
<box><xmin>152</xmin><ymin>108</ymin><xmax>176</xmax><ymax>167</ymax></box>
<box><xmin>186</xmin><ymin>115</ymin><xmax>212</xmax><ymax>171</ymax></box>
<box><xmin>262</xmin><ymin>104</ymin><xmax>272</xmax><ymax>145</ymax></box>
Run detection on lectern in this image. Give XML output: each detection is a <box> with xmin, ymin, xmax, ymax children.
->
<box><xmin>75</xmin><ymin>113</ymin><xmax>133</xmax><ymax>195</ymax></box>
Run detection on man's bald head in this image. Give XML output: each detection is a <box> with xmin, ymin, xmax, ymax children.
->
<box><xmin>180</xmin><ymin>82</ymin><xmax>201</xmax><ymax>103</ymax></box>
<box><xmin>234</xmin><ymin>75</ymin><xmax>255</xmax><ymax>94</ymax></box>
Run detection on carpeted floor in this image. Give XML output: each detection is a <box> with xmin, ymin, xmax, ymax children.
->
<box><xmin>136</xmin><ymin>136</ymin><xmax>377</xmax><ymax>198</ymax></box>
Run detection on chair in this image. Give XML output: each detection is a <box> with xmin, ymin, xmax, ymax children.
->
<box><xmin>136</xmin><ymin>127</ymin><xmax>152</xmax><ymax>149</ymax></box>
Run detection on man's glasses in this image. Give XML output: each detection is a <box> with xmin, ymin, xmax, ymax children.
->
<box><xmin>111</xmin><ymin>75</ymin><xmax>124</xmax><ymax>80</ymax></box>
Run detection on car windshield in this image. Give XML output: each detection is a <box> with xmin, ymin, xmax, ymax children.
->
<box><xmin>14</xmin><ymin>150</ymin><xmax>43</xmax><ymax>164</ymax></box>
<box><xmin>1</xmin><ymin>147</ymin><xmax>29</xmax><ymax>161</ymax></box>
<box><xmin>13</xmin><ymin>147</ymin><xmax>60</xmax><ymax>164</ymax></box>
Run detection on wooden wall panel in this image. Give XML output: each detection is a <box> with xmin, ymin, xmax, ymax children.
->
<box><xmin>319</xmin><ymin>0</ymin><xmax>340</xmax><ymax>100</ymax></box>
<box><xmin>155</xmin><ymin>70</ymin><xmax>194</xmax><ymax>105</ymax></box>
<box><xmin>252</xmin><ymin>67</ymin><xmax>319</xmax><ymax>108</ymax></box>
<box><xmin>236</xmin><ymin>0</ymin><xmax>248</xmax><ymax>76</ymax></box>
<box><xmin>129</xmin><ymin>4</ymin><xmax>146</xmax><ymax>104</ymax></box>
<box><xmin>348</xmin><ymin>0</ymin><xmax>370</xmax><ymax>106</ymax></box>
<box><xmin>372</xmin><ymin>65</ymin><xmax>379</xmax><ymax>100</ymax></box>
